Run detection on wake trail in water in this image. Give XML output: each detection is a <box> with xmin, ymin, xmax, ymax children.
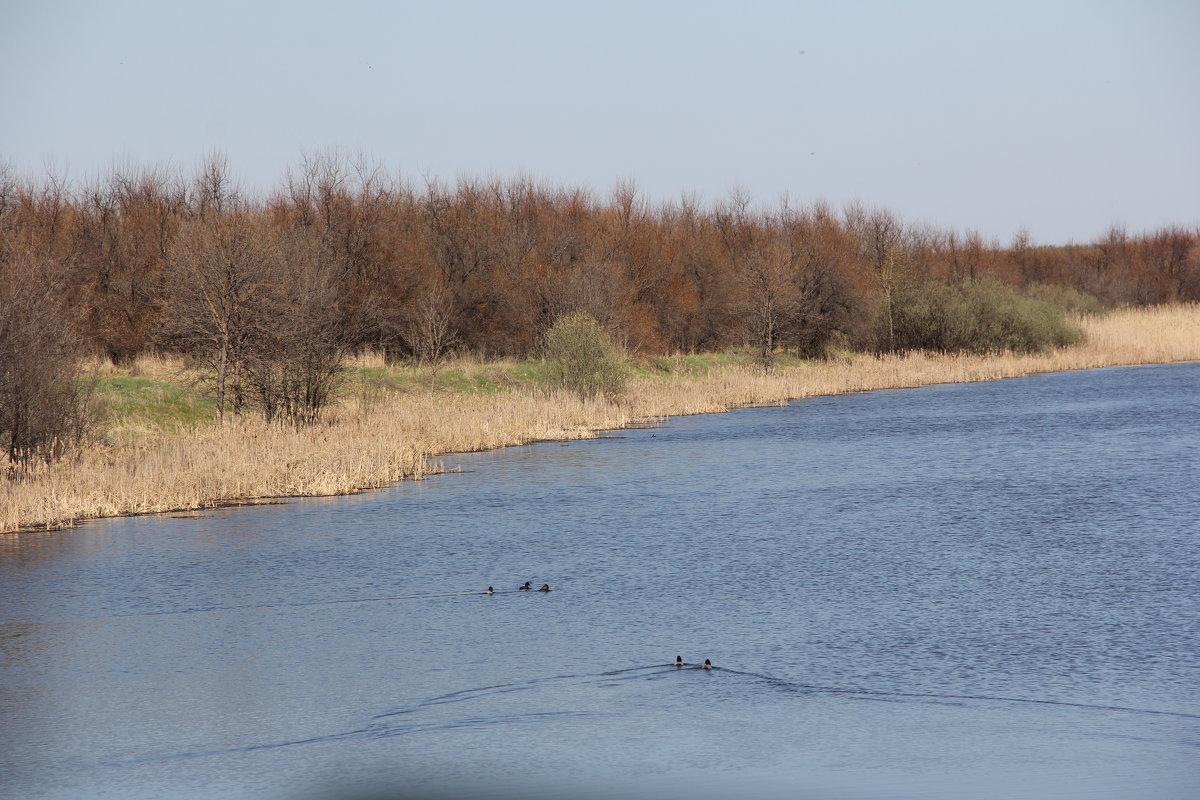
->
<box><xmin>85</xmin><ymin>668</ymin><xmax>663</xmax><ymax>769</ymax></box>
<box><xmin>78</xmin><ymin>661</ymin><xmax>1200</xmax><ymax>773</ymax></box>
<box><xmin>369</xmin><ymin>662</ymin><xmax>1200</xmax><ymax>724</ymax></box>
<box><xmin>91</xmin><ymin>708</ymin><xmax>595</xmax><ymax>771</ymax></box>
<box><xmin>711</xmin><ymin>665</ymin><xmax>1200</xmax><ymax>721</ymax></box>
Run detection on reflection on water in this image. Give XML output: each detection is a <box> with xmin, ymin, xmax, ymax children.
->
<box><xmin>2</xmin><ymin>363</ymin><xmax>1199</xmax><ymax>799</ymax></box>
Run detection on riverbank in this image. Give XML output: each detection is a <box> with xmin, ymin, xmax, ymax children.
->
<box><xmin>3</xmin><ymin>304</ymin><xmax>1199</xmax><ymax>534</ymax></box>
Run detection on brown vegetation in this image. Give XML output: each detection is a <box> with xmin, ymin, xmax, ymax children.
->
<box><xmin>2</xmin><ymin>305</ymin><xmax>1198</xmax><ymax>533</ymax></box>
<box><xmin>1</xmin><ymin>154</ymin><xmax>1198</xmax><ymax>530</ymax></box>
<box><xmin>3</xmin><ymin>155</ymin><xmax>1197</xmax><ymax>377</ymax></box>
<box><xmin>0</xmin><ymin>248</ymin><xmax>92</xmax><ymax>466</ymax></box>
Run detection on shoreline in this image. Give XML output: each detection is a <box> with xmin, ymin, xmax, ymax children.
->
<box><xmin>3</xmin><ymin>304</ymin><xmax>1199</xmax><ymax>535</ymax></box>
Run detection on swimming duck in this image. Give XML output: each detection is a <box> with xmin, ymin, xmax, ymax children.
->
<box><xmin>485</xmin><ymin>586</ymin><xmax>494</xmax><ymax>595</ymax></box>
<box><xmin>518</xmin><ymin>581</ymin><xmax>531</xmax><ymax>591</ymax></box>
<box><xmin>538</xmin><ymin>584</ymin><xmax>551</xmax><ymax>592</ymax></box>
<box><xmin>702</xmin><ymin>659</ymin><xmax>713</xmax><ymax>670</ymax></box>
<box><xmin>674</xmin><ymin>656</ymin><xmax>683</xmax><ymax>667</ymax></box>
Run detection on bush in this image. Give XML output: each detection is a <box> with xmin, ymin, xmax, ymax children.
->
<box><xmin>1023</xmin><ymin>282</ymin><xmax>1104</xmax><ymax>315</ymax></box>
<box><xmin>542</xmin><ymin>312</ymin><xmax>627</xmax><ymax>400</ymax></box>
<box><xmin>887</xmin><ymin>276</ymin><xmax>1082</xmax><ymax>355</ymax></box>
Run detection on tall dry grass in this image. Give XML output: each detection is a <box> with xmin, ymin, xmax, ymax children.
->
<box><xmin>624</xmin><ymin>304</ymin><xmax>1200</xmax><ymax>416</ymax></box>
<box><xmin>3</xmin><ymin>304</ymin><xmax>1198</xmax><ymax>533</ymax></box>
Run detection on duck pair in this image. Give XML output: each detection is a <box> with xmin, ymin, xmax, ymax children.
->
<box><xmin>674</xmin><ymin>656</ymin><xmax>713</xmax><ymax>670</ymax></box>
<box><xmin>485</xmin><ymin>583</ymin><xmax>550</xmax><ymax>594</ymax></box>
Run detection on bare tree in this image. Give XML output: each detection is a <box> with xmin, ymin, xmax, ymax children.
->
<box><xmin>190</xmin><ymin>152</ymin><xmax>238</xmax><ymax>219</ymax></box>
<box><xmin>779</xmin><ymin>204</ymin><xmax>863</xmax><ymax>357</ymax></box>
<box><xmin>158</xmin><ymin>212</ymin><xmax>273</xmax><ymax>421</ymax></box>
<box><xmin>401</xmin><ymin>282</ymin><xmax>458</xmax><ymax>377</ymax></box>
<box><xmin>243</xmin><ymin>228</ymin><xmax>347</xmax><ymax>425</ymax></box>
<box><xmin>1010</xmin><ymin>227</ymin><xmax>1034</xmax><ymax>284</ymax></box>
<box><xmin>716</xmin><ymin>191</ymin><xmax>795</xmax><ymax>370</ymax></box>
<box><xmin>849</xmin><ymin>206</ymin><xmax>909</xmax><ymax>352</ymax></box>
<box><xmin>0</xmin><ymin>249</ymin><xmax>91</xmax><ymax>467</ymax></box>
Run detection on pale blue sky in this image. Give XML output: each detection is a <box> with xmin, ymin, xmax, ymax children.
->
<box><xmin>2</xmin><ymin>0</ymin><xmax>1197</xmax><ymax>244</ymax></box>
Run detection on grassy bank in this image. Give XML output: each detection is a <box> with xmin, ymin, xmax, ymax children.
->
<box><xmin>3</xmin><ymin>304</ymin><xmax>1199</xmax><ymax>534</ymax></box>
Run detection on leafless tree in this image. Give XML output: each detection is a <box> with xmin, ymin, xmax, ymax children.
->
<box><xmin>191</xmin><ymin>152</ymin><xmax>238</xmax><ymax>219</ymax></box>
<box><xmin>780</xmin><ymin>204</ymin><xmax>863</xmax><ymax>357</ymax></box>
<box><xmin>242</xmin><ymin>228</ymin><xmax>347</xmax><ymax>425</ymax></box>
<box><xmin>716</xmin><ymin>191</ymin><xmax>797</xmax><ymax>370</ymax></box>
<box><xmin>0</xmin><ymin>249</ymin><xmax>91</xmax><ymax>467</ymax></box>
<box><xmin>158</xmin><ymin>212</ymin><xmax>273</xmax><ymax>421</ymax></box>
<box><xmin>848</xmin><ymin>205</ymin><xmax>909</xmax><ymax>352</ymax></box>
<box><xmin>401</xmin><ymin>283</ymin><xmax>458</xmax><ymax>376</ymax></box>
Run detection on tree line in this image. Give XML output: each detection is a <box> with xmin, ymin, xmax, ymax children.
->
<box><xmin>2</xmin><ymin>152</ymin><xmax>1198</xmax><ymax>461</ymax></box>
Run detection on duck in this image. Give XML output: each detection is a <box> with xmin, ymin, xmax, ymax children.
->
<box><xmin>485</xmin><ymin>586</ymin><xmax>494</xmax><ymax>595</ymax></box>
<box><xmin>702</xmin><ymin>659</ymin><xmax>713</xmax><ymax>670</ymax></box>
<box><xmin>538</xmin><ymin>584</ymin><xmax>551</xmax><ymax>592</ymax></box>
<box><xmin>518</xmin><ymin>581</ymin><xmax>531</xmax><ymax>591</ymax></box>
<box><xmin>674</xmin><ymin>656</ymin><xmax>683</xmax><ymax>667</ymax></box>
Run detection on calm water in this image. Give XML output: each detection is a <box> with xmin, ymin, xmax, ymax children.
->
<box><xmin>2</xmin><ymin>363</ymin><xmax>1198</xmax><ymax>800</ymax></box>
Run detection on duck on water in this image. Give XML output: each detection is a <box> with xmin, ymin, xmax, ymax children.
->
<box><xmin>672</xmin><ymin>656</ymin><xmax>713</xmax><ymax>669</ymax></box>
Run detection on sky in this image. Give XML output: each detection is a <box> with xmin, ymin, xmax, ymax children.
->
<box><xmin>2</xmin><ymin>0</ymin><xmax>1197</xmax><ymax>244</ymax></box>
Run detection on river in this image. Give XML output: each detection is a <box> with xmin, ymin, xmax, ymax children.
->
<box><xmin>2</xmin><ymin>362</ymin><xmax>1198</xmax><ymax>799</ymax></box>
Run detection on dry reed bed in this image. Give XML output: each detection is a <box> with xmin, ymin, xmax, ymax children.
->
<box><xmin>3</xmin><ymin>304</ymin><xmax>1198</xmax><ymax>534</ymax></box>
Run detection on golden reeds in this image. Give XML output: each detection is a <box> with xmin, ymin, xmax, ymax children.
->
<box><xmin>3</xmin><ymin>304</ymin><xmax>1198</xmax><ymax>534</ymax></box>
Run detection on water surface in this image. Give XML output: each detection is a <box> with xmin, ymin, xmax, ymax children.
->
<box><xmin>2</xmin><ymin>363</ymin><xmax>1198</xmax><ymax>799</ymax></box>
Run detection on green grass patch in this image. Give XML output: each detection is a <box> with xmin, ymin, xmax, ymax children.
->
<box><xmin>637</xmin><ymin>349</ymin><xmax>811</xmax><ymax>378</ymax></box>
<box><xmin>431</xmin><ymin>368</ymin><xmax>499</xmax><ymax>393</ymax></box>
<box><xmin>91</xmin><ymin>375</ymin><xmax>215</xmax><ymax>431</ymax></box>
<box><xmin>507</xmin><ymin>359</ymin><xmax>555</xmax><ymax>385</ymax></box>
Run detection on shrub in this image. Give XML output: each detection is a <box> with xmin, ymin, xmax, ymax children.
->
<box><xmin>1023</xmin><ymin>282</ymin><xmax>1104</xmax><ymax>315</ymax></box>
<box><xmin>542</xmin><ymin>312</ymin><xmax>627</xmax><ymax>400</ymax></box>
<box><xmin>887</xmin><ymin>276</ymin><xmax>1082</xmax><ymax>354</ymax></box>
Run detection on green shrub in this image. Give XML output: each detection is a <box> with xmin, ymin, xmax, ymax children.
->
<box><xmin>542</xmin><ymin>312</ymin><xmax>628</xmax><ymax>400</ymax></box>
<box><xmin>1022</xmin><ymin>282</ymin><xmax>1105</xmax><ymax>315</ymax></box>
<box><xmin>887</xmin><ymin>277</ymin><xmax>1082</xmax><ymax>355</ymax></box>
